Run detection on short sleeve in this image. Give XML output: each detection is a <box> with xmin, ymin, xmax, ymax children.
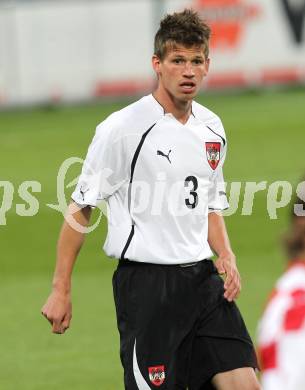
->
<box><xmin>208</xmin><ymin>128</ymin><xmax>229</xmax><ymax>212</ymax></box>
<box><xmin>208</xmin><ymin>167</ymin><xmax>229</xmax><ymax>212</ymax></box>
<box><xmin>71</xmin><ymin>120</ymin><xmax>128</xmax><ymax>207</ymax></box>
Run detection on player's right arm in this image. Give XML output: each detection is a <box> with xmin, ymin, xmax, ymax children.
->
<box><xmin>41</xmin><ymin>202</ymin><xmax>92</xmax><ymax>334</ymax></box>
<box><xmin>41</xmin><ymin>117</ymin><xmax>127</xmax><ymax>334</ymax></box>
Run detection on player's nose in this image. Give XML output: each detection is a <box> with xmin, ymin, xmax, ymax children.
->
<box><xmin>182</xmin><ymin>62</ymin><xmax>195</xmax><ymax>78</ymax></box>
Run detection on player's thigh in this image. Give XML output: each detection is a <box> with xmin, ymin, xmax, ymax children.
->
<box><xmin>113</xmin><ymin>261</ymin><xmax>201</xmax><ymax>389</ymax></box>
<box><xmin>211</xmin><ymin>367</ymin><xmax>261</xmax><ymax>390</ymax></box>
<box><xmin>188</xmin><ymin>274</ymin><xmax>258</xmax><ymax>389</ymax></box>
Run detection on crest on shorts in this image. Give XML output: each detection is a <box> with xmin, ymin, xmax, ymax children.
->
<box><xmin>205</xmin><ymin>142</ymin><xmax>221</xmax><ymax>170</ymax></box>
<box><xmin>148</xmin><ymin>365</ymin><xmax>165</xmax><ymax>386</ymax></box>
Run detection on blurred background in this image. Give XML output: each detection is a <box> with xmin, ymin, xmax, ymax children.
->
<box><xmin>1</xmin><ymin>0</ymin><xmax>305</xmax><ymax>388</ymax></box>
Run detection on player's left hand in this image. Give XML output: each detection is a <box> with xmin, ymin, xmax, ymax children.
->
<box><xmin>214</xmin><ymin>252</ymin><xmax>241</xmax><ymax>302</ymax></box>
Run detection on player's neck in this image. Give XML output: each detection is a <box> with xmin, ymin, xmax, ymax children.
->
<box><xmin>289</xmin><ymin>256</ymin><xmax>305</xmax><ymax>266</ymax></box>
<box><xmin>153</xmin><ymin>88</ymin><xmax>192</xmax><ymax>125</ymax></box>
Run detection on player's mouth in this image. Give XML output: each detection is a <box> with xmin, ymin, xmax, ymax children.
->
<box><xmin>179</xmin><ymin>81</ymin><xmax>196</xmax><ymax>94</ymax></box>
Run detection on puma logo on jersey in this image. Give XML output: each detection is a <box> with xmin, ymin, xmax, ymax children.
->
<box><xmin>157</xmin><ymin>149</ymin><xmax>172</xmax><ymax>164</ymax></box>
<box><xmin>80</xmin><ymin>186</ymin><xmax>89</xmax><ymax>201</ymax></box>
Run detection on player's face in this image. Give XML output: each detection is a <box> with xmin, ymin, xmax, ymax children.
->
<box><xmin>153</xmin><ymin>44</ymin><xmax>209</xmax><ymax>101</ymax></box>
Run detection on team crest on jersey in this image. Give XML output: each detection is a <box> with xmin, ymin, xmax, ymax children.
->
<box><xmin>148</xmin><ymin>365</ymin><xmax>165</xmax><ymax>386</ymax></box>
<box><xmin>205</xmin><ymin>142</ymin><xmax>221</xmax><ymax>170</ymax></box>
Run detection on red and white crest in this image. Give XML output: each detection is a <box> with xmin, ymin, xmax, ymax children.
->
<box><xmin>205</xmin><ymin>142</ymin><xmax>221</xmax><ymax>170</ymax></box>
<box><xmin>148</xmin><ymin>365</ymin><xmax>165</xmax><ymax>386</ymax></box>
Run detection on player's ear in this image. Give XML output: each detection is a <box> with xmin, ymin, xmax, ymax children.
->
<box><xmin>204</xmin><ymin>58</ymin><xmax>210</xmax><ymax>77</ymax></box>
<box><xmin>152</xmin><ymin>55</ymin><xmax>161</xmax><ymax>75</ymax></box>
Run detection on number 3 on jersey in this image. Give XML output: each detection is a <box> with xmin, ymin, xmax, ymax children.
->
<box><xmin>185</xmin><ymin>176</ymin><xmax>198</xmax><ymax>209</ymax></box>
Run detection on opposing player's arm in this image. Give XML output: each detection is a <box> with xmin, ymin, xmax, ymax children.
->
<box><xmin>208</xmin><ymin>212</ymin><xmax>241</xmax><ymax>301</ymax></box>
<box><xmin>41</xmin><ymin>202</ymin><xmax>92</xmax><ymax>334</ymax></box>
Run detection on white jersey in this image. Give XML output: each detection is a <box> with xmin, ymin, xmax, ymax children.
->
<box><xmin>257</xmin><ymin>261</ymin><xmax>305</xmax><ymax>390</ymax></box>
<box><xmin>72</xmin><ymin>94</ymin><xmax>229</xmax><ymax>264</ymax></box>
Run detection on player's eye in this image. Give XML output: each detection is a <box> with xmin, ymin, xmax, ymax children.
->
<box><xmin>193</xmin><ymin>59</ymin><xmax>204</xmax><ymax>65</ymax></box>
<box><xmin>173</xmin><ymin>58</ymin><xmax>183</xmax><ymax>64</ymax></box>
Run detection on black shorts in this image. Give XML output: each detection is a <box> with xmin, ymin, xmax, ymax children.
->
<box><xmin>112</xmin><ymin>259</ymin><xmax>258</xmax><ymax>390</ymax></box>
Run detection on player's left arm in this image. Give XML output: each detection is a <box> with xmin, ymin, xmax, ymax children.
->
<box><xmin>208</xmin><ymin>212</ymin><xmax>241</xmax><ymax>301</ymax></box>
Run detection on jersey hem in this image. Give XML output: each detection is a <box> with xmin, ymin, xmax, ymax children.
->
<box><xmin>111</xmin><ymin>257</ymin><xmax>213</xmax><ymax>266</ymax></box>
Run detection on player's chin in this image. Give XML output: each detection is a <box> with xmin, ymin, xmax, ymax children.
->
<box><xmin>176</xmin><ymin>90</ymin><xmax>196</xmax><ymax>102</ymax></box>
<box><xmin>178</xmin><ymin>87</ymin><xmax>199</xmax><ymax>100</ymax></box>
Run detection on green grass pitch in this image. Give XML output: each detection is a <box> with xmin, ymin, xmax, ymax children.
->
<box><xmin>1</xmin><ymin>88</ymin><xmax>304</xmax><ymax>389</ymax></box>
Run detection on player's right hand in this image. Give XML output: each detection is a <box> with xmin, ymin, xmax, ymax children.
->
<box><xmin>41</xmin><ymin>291</ymin><xmax>72</xmax><ymax>334</ymax></box>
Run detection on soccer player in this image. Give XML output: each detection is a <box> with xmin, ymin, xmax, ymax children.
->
<box><xmin>42</xmin><ymin>9</ymin><xmax>260</xmax><ymax>390</ymax></box>
<box><xmin>258</xmin><ymin>185</ymin><xmax>305</xmax><ymax>390</ymax></box>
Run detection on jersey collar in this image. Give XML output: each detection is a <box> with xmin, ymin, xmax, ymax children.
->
<box><xmin>149</xmin><ymin>93</ymin><xmax>195</xmax><ymax>122</ymax></box>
